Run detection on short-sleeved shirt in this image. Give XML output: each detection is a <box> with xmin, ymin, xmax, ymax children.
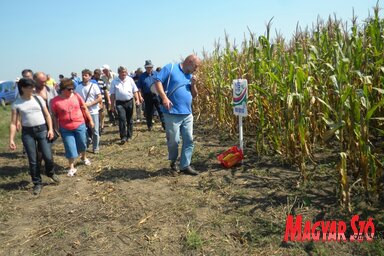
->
<box><xmin>92</xmin><ymin>78</ymin><xmax>107</xmax><ymax>103</ymax></box>
<box><xmin>72</xmin><ymin>77</ymin><xmax>81</xmax><ymax>89</ymax></box>
<box><xmin>101</xmin><ymin>72</ymin><xmax>117</xmax><ymax>91</ymax></box>
<box><xmin>154</xmin><ymin>63</ymin><xmax>192</xmax><ymax>115</ymax></box>
<box><xmin>138</xmin><ymin>71</ymin><xmax>157</xmax><ymax>94</ymax></box>
<box><xmin>51</xmin><ymin>94</ymin><xmax>85</xmax><ymax>130</ymax></box>
<box><xmin>110</xmin><ymin>76</ymin><xmax>138</xmax><ymax>101</ymax></box>
<box><xmin>46</xmin><ymin>78</ymin><xmax>56</xmax><ymax>87</ymax></box>
<box><xmin>12</xmin><ymin>96</ymin><xmax>46</xmax><ymax>127</ymax></box>
<box><xmin>37</xmin><ymin>85</ymin><xmax>58</xmax><ymax>113</ymax></box>
<box><xmin>75</xmin><ymin>81</ymin><xmax>101</xmax><ymax>115</ymax></box>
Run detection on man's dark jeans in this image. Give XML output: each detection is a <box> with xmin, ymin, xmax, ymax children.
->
<box><xmin>105</xmin><ymin>99</ymin><xmax>117</xmax><ymax>125</ymax></box>
<box><xmin>22</xmin><ymin>125</ymin><xmax>54</xmax><ymax>185</ymax></box>
<box><xmin>143</xmin><ymin>93</ymin><xmax>164</xmax><ymax>129</ymax></box>
<box><xmin>116</xmin><ymin>99</ymin><xmax>134</xmax><ymax>140</ymax></box>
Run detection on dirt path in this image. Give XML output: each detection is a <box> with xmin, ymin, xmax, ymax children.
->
<box><xmin>0</xmin><ymin>121</ymin><xmax>383</xmax><ymax>255</ymax></box>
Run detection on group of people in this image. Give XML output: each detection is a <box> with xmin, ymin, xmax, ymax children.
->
<box><xmin>9</xmin><ymin>54</ymin><xmax>202</xmax><ymax>195</ymax></box>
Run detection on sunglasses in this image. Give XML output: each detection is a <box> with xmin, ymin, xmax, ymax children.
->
<box><xmin>65</xmin><ymin>88</ymin><xmax>74</xmax><ymax>91</ymax></box>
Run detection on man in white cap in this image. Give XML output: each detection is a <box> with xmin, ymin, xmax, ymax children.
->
<box><xmin>101</xmin><ymin>64</ymin><xmax>117</xmax><ymax>126</ymax></box>
<box><xmin>101</xmin><ymin>65</ymin><xmax>117</xmax><ymax>88</ymax></box>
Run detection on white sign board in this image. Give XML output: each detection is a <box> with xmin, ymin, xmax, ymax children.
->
<box><xmin>233</xmin><ymin>79</ymin><xmax>248</xmax><ymax>116</ymax></box>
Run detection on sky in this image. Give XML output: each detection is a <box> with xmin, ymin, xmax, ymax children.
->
<box><xmin>0</xmin><ymin>0</ymin><xmax>381</xmax><ymax>81</ymax></box>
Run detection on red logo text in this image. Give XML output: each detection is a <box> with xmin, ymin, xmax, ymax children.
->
<box><xmin>283</xmin><ymin>215</ymin><xmax>375</xmax><ymax>242</ymax></box>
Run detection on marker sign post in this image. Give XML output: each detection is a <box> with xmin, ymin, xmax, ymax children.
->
<box><xmin>233</xmin><ymin>79</ymin><xmax>248</xmax><ymax>153</ymax></box>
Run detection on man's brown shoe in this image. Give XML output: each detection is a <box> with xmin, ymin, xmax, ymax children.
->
<box><xmin>50</xmin><ymin>174</ymin><xmax>61</xmax><ymax>184</ymax></box>
<box><xmin>33</xmin><ymin>184</ymin><xmax>42</xmax><ymax>195</ymax></box>
<box><xmin>180</xmin><ymin>166</ymin><xmax>199</xmax><ymax>176</ymax></box>
<box><xmin>170</xmin><ymin>161</ymin><xmax>178</xmax><ymax>171</ymax></box>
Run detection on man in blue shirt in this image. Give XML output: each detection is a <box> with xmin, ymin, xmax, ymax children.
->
<box><xmin>154</xmin><ymin>54</ymin><xmax>201</xmax><ymax>175</ymax></box>
<box><xmin>132</xmin><ymin>68</ymin><xmax>144</xmax><ymax>123</ymax></box>
<box><xmin>71</xmin><ymin>72</ymin><xmax>81</xmax><ymax>89</ymax></box>
<box><xmin>138</xmin><ymin>60</ymin><xmax>165</xmax><ymax>131</ymax></box>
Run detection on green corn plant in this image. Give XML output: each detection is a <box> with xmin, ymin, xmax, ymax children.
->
<box><xmin>194</xmin><ymin>4</ymin><xmax>384</xmax><ymax>206</ymax></box>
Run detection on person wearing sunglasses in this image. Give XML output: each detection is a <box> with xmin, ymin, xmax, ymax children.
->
<box><xmin>51</xmin><ymin>79</ymin><xmax>94</xmax><ymax>176</ymax></box>
<box><xmin>9</xmin><ymin>78</ymin><xmax>59</xmax><ymax>195</ymax></box>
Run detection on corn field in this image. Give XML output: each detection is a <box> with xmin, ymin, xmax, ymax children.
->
<box><xmin>194</xmin><ymin>4</ymin><xmax>384</xmax><ymax>211</ymax></box>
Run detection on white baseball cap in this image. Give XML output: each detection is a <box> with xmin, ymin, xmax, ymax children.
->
<box><xmin>102</xmin><ymin>64</ymin><xmax>110</xmax><ymax>71</ymax></box>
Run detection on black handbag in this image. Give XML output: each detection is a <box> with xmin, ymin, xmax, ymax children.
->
<box><xmin>51</xmin><ymin>129</ymin><xmax>60</xmax><ymax>143</ymax></box>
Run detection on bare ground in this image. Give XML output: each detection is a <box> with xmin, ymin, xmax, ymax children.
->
<box><xmin>0</xmin><ymin>120</ymin><xmax>383</xmax><ymax>256</ymax></box>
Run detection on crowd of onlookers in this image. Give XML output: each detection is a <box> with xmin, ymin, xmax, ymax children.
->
<box><xmin>9</xmin><ymin>54</ymin><xmax>202</xmax><ymax>195</ymax></box>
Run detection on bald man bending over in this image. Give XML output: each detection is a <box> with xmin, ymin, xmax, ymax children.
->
<box><xmin>154</xmin><ymin>54</ymin><xmax>202</xmax><ymax>176</ymax></box>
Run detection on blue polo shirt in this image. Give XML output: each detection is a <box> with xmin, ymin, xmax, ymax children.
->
<box><xmin>154</xmin><ymin>63</ymin><xmax>192</xmax><ymax>115</ymax></box>
<box><xmin>72</xmin><ymin>77</ymin><xmax>81</xmax><ymax>89</ymax></box>
<box><xmin>138</xmin><ymin>71</ymin><xmax>158</xmax><ymax>94</ymax></box>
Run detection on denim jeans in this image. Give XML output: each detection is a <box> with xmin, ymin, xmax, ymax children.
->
<box><xmin>163</xmin><ymin>113</ymin><xmax>194</xmax><ymax>169</ymax></box>
<box><xmin>60</xmin><ymin>123</ymin><xmax>87</xmax><ymax>159</ymax></box>
<box><xmin>116</xmin><ymin>99</ymin><xmax>134</xmax><ymax>140</ymax></box>
<box><xmin>90</xmin><ymin>114</ymin><xmax>100</xmax><ymax>151</ymax></box>
<box><xmin>22</xmin><ymin>125</ymin><xmax>54</xmax><ymax>185</ymax></box>
<box><xmin>143</xmin><ymin>93</ymin><xmax>164</xmax><ymax>129</ymax></box>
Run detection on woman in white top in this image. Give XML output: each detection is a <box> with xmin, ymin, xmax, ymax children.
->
<box><xmin>9</xmin><ymin>78</ymin><xmax>59</xmax><ymax>195</ymax></box>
